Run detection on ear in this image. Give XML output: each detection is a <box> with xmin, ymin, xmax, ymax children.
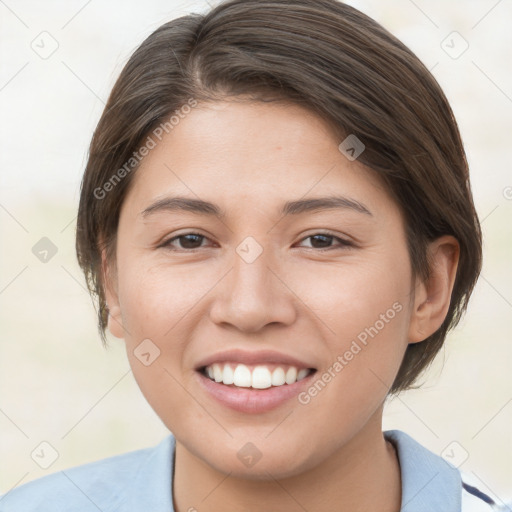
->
<box><xmin>101</xmin><ymin>247</ymin><xmax>125</xmax><ymax>339</ymax></box>
<box><xmin>408</xmin><ymin>235</ymin><xmax>460</xmax><ymax>343</ymax></box>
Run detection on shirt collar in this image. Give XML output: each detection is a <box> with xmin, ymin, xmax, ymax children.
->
<box><xmin>384</xmin><ymin>429</ymin><xmax>462</xmax><ymax>511</ymax></box>
<box><xmin>127</xmin><ymin>434</ymin><xmax>176</xmax><ymax>511</ymax></box>
<box><xmin>127</xmin><ymin>430</ymin><xmax>462</xmax><ymax>512</ymax></box>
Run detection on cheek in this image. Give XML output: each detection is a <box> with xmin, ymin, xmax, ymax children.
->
<box><xmin>116</xmin><ymin>260</ymin><xmax>204</xmax><ymax>419</ymax></box>
<box><xmin>117</xmin><ymin>260</ymin><xmax>216</xmax><ymax>341</ymax></box>
<box><xmin>292</xmin><ymin>250</ymin><xmax>410</xmax><ymax>343</ymax></box>
<box><xmin>293</xmin><ymin>251</ymin><xmax>411</xmax><ymax>407</ymax></box>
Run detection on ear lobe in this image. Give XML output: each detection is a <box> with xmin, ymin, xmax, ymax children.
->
<box><xmin>408</xmin><ymin>235</ymin><xmax>460</xmax><ymax>344</ymax></box>
<box><xmin>101</xmin><ymin>248</ymin><xmax>125</xmax><ymax>339</ymax></box>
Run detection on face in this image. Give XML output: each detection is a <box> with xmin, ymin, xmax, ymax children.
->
<box><xmin>105</xmin><ymin>99</ymin><xmax>417</xmax><ymax>478</ymax></box>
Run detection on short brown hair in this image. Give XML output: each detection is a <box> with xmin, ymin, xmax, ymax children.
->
<box><xmin>76</xmin><ymin>0</ymin><xmax>482</xmax><ymax>395</ymax></box>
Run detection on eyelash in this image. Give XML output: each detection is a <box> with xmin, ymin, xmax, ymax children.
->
<box><xmin>159</xmin><ymin>231</ymin><xmax>354</xmax><ymax>252</ymax></box>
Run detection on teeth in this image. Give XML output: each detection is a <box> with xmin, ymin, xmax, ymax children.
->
<box><xmin>213</xmin><ymin>364</ymin><xmax>223</xmax><ymax>383</ymax></box>
<box><xmin>204</xmin><ymin>363</ymin><xmax>313</xmax><ymax>388</ymax></box>
<box><xmin>222</xmin><ymin>364</ymin><xmax>234</xmax><ymax>385</ymax></box>
<box><xmin>233</xmin><ymin>364</ymin><xmax>252</xmax><ymax>387</ymax></box>
<box><xmin>297</xmin><ymin>368</ymin><xmax>310</xmax><ymax>381</ymax></box>
<box><xmin>251</xmin><ymin>366</ymin><xmax>272</xmax><ymax>389</ymax></box>
<box><xmin>285</xmin><ymin>367</ymin><xmax>297</xmax><ymax>384</ymax></box>
<box><xmin>271</xmin><ymin>367</ymin><xmax>285</xmax><ymax>386</ymax></box>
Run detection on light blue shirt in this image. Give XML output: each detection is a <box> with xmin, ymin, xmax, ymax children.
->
<box><xmin>0</xmin><ymin>429</ymin><xmax>502</xmax><ymax>511</ymax></box>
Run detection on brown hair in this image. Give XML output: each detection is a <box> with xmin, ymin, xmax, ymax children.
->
<box><xmin>76</xmin><ymin>0</ymin><xmax>482</xmax><ymax>395</ymax></box>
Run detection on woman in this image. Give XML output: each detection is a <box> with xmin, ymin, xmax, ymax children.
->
<box><xmin>2</xmin><ymin>0</ymin><xmax>502</xmax><ymax>510</ymax></box>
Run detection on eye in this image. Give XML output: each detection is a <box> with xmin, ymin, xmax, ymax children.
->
<box><xmin>160</xmin><ymin>233</ymin><xmax>211</xmax><ymax>251</ymax></box>
<box><xmin>296</xmin><ymin>232</ymin><xmax>354</xmax><ymax>250</ymax></box>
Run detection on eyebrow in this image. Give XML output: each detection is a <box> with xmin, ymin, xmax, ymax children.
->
<box><xmin>141</xmin><ymin>195</ymin><xmax>373</xmax><ymax>219</ymax></box>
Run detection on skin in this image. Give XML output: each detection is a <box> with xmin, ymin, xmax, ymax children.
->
<box><xmin>103</xmin><ymin>99</ymin><xmax>459</xmax><ymax>512</ymax></box>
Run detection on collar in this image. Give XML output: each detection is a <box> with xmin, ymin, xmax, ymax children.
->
<box><xmin>126</xmin><ymin>430</ymin><xmax>462</xmax><ymax>512</ymax></box>
<box><xmin>384</xmin><ymin>429</ymin><xmax>462</xmax><ymax>511</ymax></box>
<box><xmin>126</xmin><ymin>434</ymin><xmax>176</xmax><ymax>511</ymax></box>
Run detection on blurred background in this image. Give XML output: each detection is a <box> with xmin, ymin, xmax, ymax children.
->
<box><xmin>1</xmin><ymin>0</ymin><xmax>511</xmax><ymax>504</ymax></box>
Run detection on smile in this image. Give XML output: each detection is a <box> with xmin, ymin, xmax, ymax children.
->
<box><xmin>202</xmin><ymin>362</ymin><xmax>314</xmax><ymax>389</ymax></box>
<box><xmin>195</xmin><ymin>364</ymin><xmax>318</xmax><ymax>414</ymax></box>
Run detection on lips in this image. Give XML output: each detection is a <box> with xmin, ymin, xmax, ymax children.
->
<box><xmin>195</xmin><ymin>367</ymin><xmax>317</xmax><ymax>414</ymax></box>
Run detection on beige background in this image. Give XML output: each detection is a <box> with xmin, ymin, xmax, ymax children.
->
<box><xmin>1</xmin><ymin>0</ymin><xmax>511</xmax><ymax>505</ymax></box>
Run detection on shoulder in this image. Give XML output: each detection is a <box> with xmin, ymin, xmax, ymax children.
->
<box><xmin>384</xmin><ymin>429</ymin><xmax>508</xmax><ymax>512</ymax></box>
<box><xmin>0</xmin><ymin>435</ymin><xmax>176</xmax><ymax>512</ymax></box>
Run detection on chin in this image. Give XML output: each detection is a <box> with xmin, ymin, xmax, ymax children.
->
<box><xmin>198</xmin><ymin>439</ymin><xmax>315</xmax><ymax>481</ymax></box>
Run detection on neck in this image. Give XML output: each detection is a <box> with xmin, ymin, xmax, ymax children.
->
<box><xmin>172</xmin><ymin>411</ymin><xmax>401</xmax><ymax>512</ymax></box>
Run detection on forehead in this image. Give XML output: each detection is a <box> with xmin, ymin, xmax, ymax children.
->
<box><xmin>122</xmin><ymin>100</ymin><xmax>395</xmax><ymax>219</ymax></box>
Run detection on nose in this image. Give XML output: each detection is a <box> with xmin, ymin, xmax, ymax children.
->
<box><xmin>208</xmin><ymin>243</ymin><xmax>297</xmax><ymax>333</ymax></box>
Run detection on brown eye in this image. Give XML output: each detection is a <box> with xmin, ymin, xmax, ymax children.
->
<box><xmin>161</xmin><ymin>233</ymin><xmax>209</xmax><ymax>250</ymax></box>
<box><xmin>297</xmin><ymin>233</ymin><xmax>353</xmax><ymax>250</ymax></box>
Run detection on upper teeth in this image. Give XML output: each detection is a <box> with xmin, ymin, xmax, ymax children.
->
<box><xmin>205</xmin><ymin>363</ymin><xmax>312</xmax><ymax>389</ymax></box>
